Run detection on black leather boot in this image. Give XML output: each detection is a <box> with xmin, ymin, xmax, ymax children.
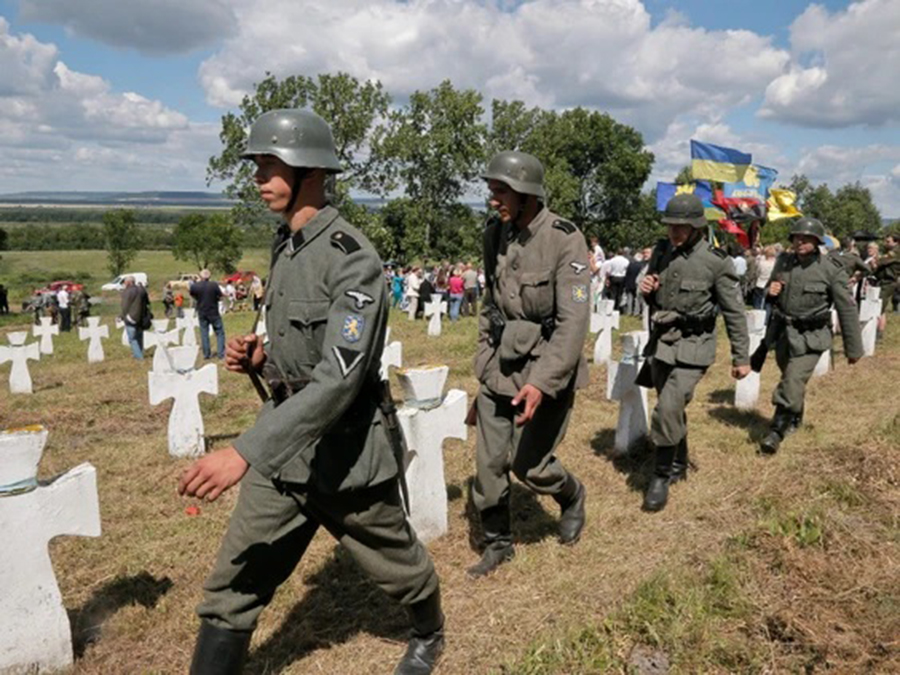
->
<box><xmin>788</xmin><ymin>406</ymin><xmax>804</xmax><ymax>435</ymax></box>
<box><xmin>394</xmin><ymin>592</ymin><xmax>445</xmax><ymax>675</ymax></box>
<box><xmin>760</xmin><ymin>406</ymin><xmax>793</xmax><ymax>455</ymax></box>
<box><xmin>189</xmin><ymin>621</ymin><xmax>252</xmax><ymax>675</ymax></box>
<box><xmin>670</xmin><ymin>437</ymin><xmax>689</xmax><ymax>483</ymax></box>
<box><xmin>553</xmin><ymin>473</ymin><xmax>586</xmax><ymax>545</ymax></box>
<box><xmin>467</xmin><ymin>501</ymin><xmax>514</xmax><ymax>578</ymax></box>
<box><xmin>642</xmin><ymin>445</ymin><xmax>676</xmax><ymax>512</ymax></box>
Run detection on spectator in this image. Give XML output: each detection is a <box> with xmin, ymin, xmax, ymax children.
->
<box><xmin>0</xmin><ymin>283</ymin><xmax>8</xmax><ymax>315</ymax></box>
<box><xmin>604</xmin><ymin>248</ymin><xmax>630</xmax><ymax>310</ymax></box>
<box><xmin>418</xmin><ymin>273</ymin><xmax>434</xmax><ymax>320</ymax></box>
<box><xmin>391</xmin><ymin>268</ymin><xmax>404</xmax><ymax>309</ymax></box>
<box><xmin>448</xmin><ymin>267</ymin><xmax>465</xmax><ymax>321</ymax></box>
<box><xmin>224</xmin><ymin>281</ymin><xmax>237</xmax><ymax>313</ymax></box>
<box><xmin>753</xmin><ymin>246</ymin><xmax>777</xmax><ymax>309</ymax></box>
<box><xmin>120</xmin><ymin>276</ymin><xmax>150</xmax><ymax>359</ymax></box>
<box><xmin>174</xmin><ymin>290</ymin><xmax>185</xmax><ymax>318</ymax></box>
<box><xmin>622</xmin><ymin>249</ymin><xmax>644</xmax><ymax>315</ymax></box>
<box><xmin>406</xmin><ymin>267</ymin><xmax>422</xmax><ymax>320</ymax></box>
<box><xmin>57</xmin><ymin>285</ymin><xmax>71</xmax><ymax>332</ymax></box>
<box><xmin>588</xmin><ymin>235</ymin><xmax>605</xmax><ymax>308</ymax></box>
<box><xmin>461</xmin><ymin>263</ymin><xmax>479</xmax><ymax>316</ymax></box>
<box><xmin>163</xmin><ymin>283</ymin><xmax>175</xmax><ymax>318</ymax></box>
<box><xmin>190</xmin><ymin>269</ymin><xmax>226</xmax><ymax>360</ymax></box>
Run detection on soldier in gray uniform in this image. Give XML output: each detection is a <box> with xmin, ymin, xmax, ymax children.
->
<box><xmin>758</xmin><ymin>218</ymin><xmax>863</xmax><ymax>454</ymax></box>
<box><xmin>639</xmin><ymin>194</ymin><xmax>751</xmax><ymax>512</ymax></box>
<box><xmin>468</xmin><ymin>151</ymin><xmax>590</xmax><ymax>578</ymax></box>
<box><xmin>178</xmin><ymin>109</ymin><xmax>443</xmax><ymax>675</ymax></box>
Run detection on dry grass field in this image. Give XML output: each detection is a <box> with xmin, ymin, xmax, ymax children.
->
<box><xmin>2</xmin><ymin>303</ymin><xmax>898</xmax><ymax>674</ymax></box>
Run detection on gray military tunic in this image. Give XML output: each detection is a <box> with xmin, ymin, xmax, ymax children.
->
<box><xmin>768</xmin><ymin>250</ymin><xmax>863</xmax><ymax>414</ymax></box>
<box><xmin>472</xmin><ymin>207</ymin><xmax>590</xmax><ymax>513</ymax></box>
<box><xmin>643</xmin><ymin>237</ymin><xmax>750</xmax><ymax>447</ymax></box>
<box><xmin>199</xmin><ymin>206</ymin><xmax>438</xmax><ymax>632</ymax></box>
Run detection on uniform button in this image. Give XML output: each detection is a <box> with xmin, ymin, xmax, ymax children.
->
<box><xmin>278</xmin><ymin>290</ymin><xmax>284</xmax><ymax>297</ymax></box>
<box><xmin>509</xmin><ymin>291</ymin><xmax>516</xmax><ymax>298</ymax></box>
<box><xmin>512</xmin><ymin>262</ymin><xmax>519</xmax><ymax>270</ymax></box>
<box><xmin>278</xmin><ymin>329</ymin><xmax>285</xmax><ymax>337</ymax></box>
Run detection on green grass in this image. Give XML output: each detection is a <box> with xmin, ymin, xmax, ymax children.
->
<box><xmin>0</xmin><ymin>248</ymin><xmax>271</xmax><ymax>312</ymax></box>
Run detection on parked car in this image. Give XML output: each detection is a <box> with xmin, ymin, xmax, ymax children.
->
<box><xmin>101</xmin><ymin>273</ymin><xmax>148</xmax><ymax>291</ymax></box>
<box><xmin>167</xmin><ymin>272</ymin><xmax>200</xmax><ymax>293</ymax></box>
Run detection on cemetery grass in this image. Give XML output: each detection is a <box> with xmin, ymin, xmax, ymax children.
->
<box><xmin>2</xmin><ymin>308</ymin><xmax>898</xmax><ymax>674</ymax></box>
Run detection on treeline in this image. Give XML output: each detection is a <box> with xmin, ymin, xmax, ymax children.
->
<box><xmin>0</xmin><ymin>207</ymin><xmax>218</xmax><ymax>225</ymax></box>
<box><xmin>209</xmin><ymin>73</ymin><xmax>658</xmax><ymax>263</ymax></box>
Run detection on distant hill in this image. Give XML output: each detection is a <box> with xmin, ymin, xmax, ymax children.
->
<box><xmin>0</xmin><ymin>191</ymin><xmax>234</xmax><ymax>208</ymax></box>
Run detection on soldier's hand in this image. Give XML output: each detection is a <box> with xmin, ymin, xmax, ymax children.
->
<box><xmin>639</xmin><ymin>274</ymin><xmax>659</xmax><ymax>296</ymax></box>
<box><xmin>847</xmin><ymin>356</ymin><xmax>861</xmax><ymax>365</ymax></box>
<box><xmin>768</xmin><ymin>281</ymin><xmax>783</xmax><ymax>297</ymax></box>
<box><xmin>178</xmin><ymin>446</ymin><xmax>249</xmax><ymax>502</ymax></box>
<box><xmin>512</xmin><ymin>384</ymin><xmax>544</xmax><ymax>426</ymax></box>
<box><xmin>732</xmin><ymin>364</ymin><xmax>751</xmax><ymax>380</ymax></box>
<box><xmin>225</xmin><ymin>334</ymin><xmax>265</xmax><ymax>373</ymax></box>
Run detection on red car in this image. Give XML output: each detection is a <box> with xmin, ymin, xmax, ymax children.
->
<box><xmin>222</xmin><ymin>271</ymin><xmax>257</xmax><ymax>285</ymax></box>
<box><xmin>38</xmin><ymin>280</ymin><xmax>84</xmax><ymax>295</ymax></box>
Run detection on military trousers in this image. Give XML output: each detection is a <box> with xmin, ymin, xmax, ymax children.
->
<box><xmin>771</xmin><ymin>339</ymin><xmax>821</xmax><ymax>415</ymax></box>
<box><xmin>471</xmin><ymin>386</ymin><xmax>573</xmax><ymax>514</ymax></box>
<box><xmin>198</xmin><ymin>467</ymin><xmax>439</xmax><ymax>633</ymax></box>
<box><xmin>649</xmin><ymin>360</ymin><xmax>707</xmax><ymax>447</ymax></box>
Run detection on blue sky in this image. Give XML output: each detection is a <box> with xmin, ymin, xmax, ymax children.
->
<box><xmin>0</xmin><ymin>0</ymin><xmax>898</xmax><ymax>216</ymax></box>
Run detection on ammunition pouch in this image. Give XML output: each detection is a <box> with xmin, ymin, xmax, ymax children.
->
<box><xmin>486</xmin><ymin>304</ymin><xmax>506</xmax><ymax>347</ymax></box>
<box><xmin>775</xmin><ymin>309</ymin><xmax>831</xmax><ymax>333</ymax></box>
<box><xmin>676</xmin><ymin>312</ymin><xmax>718</xmax><ymax>336</ymax></box>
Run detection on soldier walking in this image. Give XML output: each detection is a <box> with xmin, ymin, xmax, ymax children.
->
<box><xmin>758</xmin><ymin>218</ymin><xmax>863</xmax><ymax>454</ymax></box>
<box><xmin>178</xmin><ymin>109</ymin><xmax>444</xmax><ymax>675</ymax></box>
<box><xmin>638</xmin><ymin>194</ymin><xmax>750</xmax><ymax>512</ymax></box>
<box><xmin>468</xmin><ymin>151</ymin><xmax>590</xmax><ymax>578</ymax></box>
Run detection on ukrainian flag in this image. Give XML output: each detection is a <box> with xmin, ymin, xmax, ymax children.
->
<box><xmin>690</xmin><ymin>140</ymin><xmax>752</xmax><ymax>183</ymax></box>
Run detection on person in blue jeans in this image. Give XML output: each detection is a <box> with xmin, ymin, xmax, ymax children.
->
<box><xmin>190</xmin><ymin>269</ymin><xmax>226</xmax><ymax>359</ymax></box>
<box><xmin>120</xmin><ymin>275</ymin><xmax>149</xmax><ymax>359</ymax></box>
<box><xmin>448</xmin><ymin>268</ymin><xmax>465</xmax><ymax>321</ymax></box>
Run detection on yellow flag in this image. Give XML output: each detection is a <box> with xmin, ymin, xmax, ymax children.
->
<box><xmin>767</xmin><ymin>189</ymin><xmax>801</xmax><ymax>221</ymax></box>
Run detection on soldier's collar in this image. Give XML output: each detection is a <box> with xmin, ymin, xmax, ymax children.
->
<box><xmin>675</xmin><ymin>234</ymin><xmax>703</xmax><ymax>257</ymax></box>
<box><xmin>281</xmin><ymin>205</ymin><xmax>341</xmax><ymax>257</ymax></box>
<box><xmin>515</xmin><ymin>206</ymin><xmax>550</xmax><ymax>242</ymax></box>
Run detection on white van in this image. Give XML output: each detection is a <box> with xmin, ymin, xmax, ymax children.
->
<box><xmin>101</xmin><ymin>273</ymin><xmax>148</xmax><ymax>291</ymax></box>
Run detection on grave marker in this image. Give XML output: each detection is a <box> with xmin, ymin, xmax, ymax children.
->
<box><xmin>78</xmin><ymin>317</ymin><xmax>108</xmax><ymax>363</ymax></box>
<box><xmin>424</xmin><ymin>297</ymin><xmax>448</xmax><ymax>337</ymax></box>
<box><xmin>735</xmin><ymin>310</ymin><xmax>767</xmax><ymax>410</ymax></box>
<box><xmin>1</xmin><ymin>332</ymin><xmax>40</xmax><ymax>394</ymax></box>
<box><xmin>590</xmin><ymin>299</ymin><xmax>620</xmax><ymax>365</ymax></box>
<box><xmin>32</xmin><ymin>317</ymin><xmax>59</xmax><ymax>355</ymax></box>
<box><xmin>380</xmin><ymin>327</ymin><xmax>402</xmax><ymax>381</ymax></box>
<box><xmin>606</xmin><ymin>331</ymin><xmax>650</xmax><ymax>455</ymax></box>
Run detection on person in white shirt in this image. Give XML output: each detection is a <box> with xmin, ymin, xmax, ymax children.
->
<box><xmin>753</xmin><ymin>245</ymin><xmax>777</xmax><ymax>309</ymax></box>
<box><xmin>57</xmin><ymin>286</ymin><xmax>71</xmax><ymax>332</ymax></box>
<box><xmin>406</xmin><ymin>267</ymin><xmax>422</xmax><ymax>320</ymax></box>
<box><xmin>588</xmin><ymin>236</ymin><xmax>605</xmax><ymax>308</ymax></box>
<box><xmin>605</xmin><ymin>249</ymin><xmax>630</xmax><ymax>309</ymax></box>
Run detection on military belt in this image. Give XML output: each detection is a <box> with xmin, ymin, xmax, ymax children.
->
<box><xmin>774</xmin><ymin>309</ymin><xmax>831</xmax><ymax>333</ymax></box>
<box><xmin>676</xmin><ymin>312</ymin><xmax>717</xmax><ymax>336</ymax></box>
<box><xmin>263</xmin><ymin>363</ymin><xmax>312</xmax><ymax>406</ymax></box>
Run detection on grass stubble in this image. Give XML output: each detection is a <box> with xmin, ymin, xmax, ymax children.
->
<box><xmin>1</xmin><ymin>301</ymin><xmax>897</xmax><ymax>674</ymax></box>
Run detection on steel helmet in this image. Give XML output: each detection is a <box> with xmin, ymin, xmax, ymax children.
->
<box><xmin>241</xmin><ymin>108</ymin><xmax>343</xmax><ymax>173</ymax></box>
<box><xmin>789</xmin><ymin>217</ymin><xmax>826</xmax><ymax>244</ymax></box>
<box><xmin>481</xmin><ymin>151</ymin><xmax>545</xmax><ymax>199</ymax></box>
<box><xmin>661</xmin><ymin>193</ymin><xmax>707</xmax><ymax>229</ymax></box>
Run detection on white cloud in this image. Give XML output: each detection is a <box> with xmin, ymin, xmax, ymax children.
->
<box><xmin>759</xmin><ymin>0</ymin><xmax>900</xmax><ymax>127</ymax></box>
<box><xmin>0</xmin><ymin>21</ymin><xmax>217</xmax><ymax>192</ymax></box>
<box><xmin>18</xmin><ymin>0</ymin><xmax>237</xmax><ymax>55</ymax></box>
<box><xmin>198</xmin><ymin>0</ymin><xmax>788</xmax><ymax>139</ymax></box>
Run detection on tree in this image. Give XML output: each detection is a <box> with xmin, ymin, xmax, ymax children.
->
<box><xmin>173</xmin><ymin>213</ymin><xmax>243</xmax><ymax>273</ymax></box>
<box><xmin>376</xmin><ymin>80</ymin><xmax>487</xmax><ymax>255</ymax></box>
<box><xmin>102</xmin><ymin>209</ymin><xmax>141</xmax><ymax>276</ymax></box>
<box><xmin>0</xmin><ymin>227</ymin><xmax>7</xmax><ymax>251</ymax></box>
<box><xmin>207</xmin><ymin>71</ymin><xmax>392</xmax><ymax>229</ymax></box>
<box><xmin>787</xmin><ymin>175</ymin><xmax>882</xmax><ymax>239</ymax></box>
<box><xmin>487</xmin><ymin>102</ymin><xmax>654</xmax><ymax>244</ymax></box>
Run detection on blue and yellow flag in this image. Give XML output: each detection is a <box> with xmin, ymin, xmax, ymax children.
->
<box><xmin>723</xmin><ymin>165</ymin><xmax>777</xmax><ymax>201</ymax></box>
<box><xmin>690</xmin><ymin>140</ymin><xmax>752</xmax><ymax>183</ymax></box>
<box><xmin>656</xmin><ymin>180</ymin><xmax>713</xmax><ymax>211</ymax></box>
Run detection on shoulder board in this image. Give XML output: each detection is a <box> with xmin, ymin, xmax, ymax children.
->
<box><xmin>330</xmin><ymin>231</ymin><xmax>361</xmax><ymax>255</ymax></box>
<box><xmin>552</xmin><ymin>219</ymin><xmax>577</xmax><ymax>235</ymax></box>
<box><xmin>709</xmin><ymin>245</ymin><xmax>727</xmax><ymax>259</ymax></box>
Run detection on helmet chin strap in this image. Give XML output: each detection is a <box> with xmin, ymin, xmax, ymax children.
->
<box><xmin>285</xmin><ymin>167</ymin><xmax>311</xmax><ymax>214</ymax></box>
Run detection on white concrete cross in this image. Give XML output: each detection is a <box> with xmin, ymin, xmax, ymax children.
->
<box><xmin>114</xmin><ymin>317</ymin><xmax>130</xmax><ymax>347</ymax></box>
<box><xmin>424</xmin><ymin>297</ymin><xmax>448</xmax><ymax>337</ymax></box>
<box><xmin>735</xmin><ymin>310</ymin><xmax>767</xmax><ymax>410</ymax></box>
<box><xmin>813</xmin><ymin>308</ymin><xmax>839</xmax><ymax>378</ymax></box>
<box><xmin>78</xmin><ymin>317</ymin><xmax>109</xmax><ymax>363</ymax></box>
<box><xmin>0</xmin><ymin>426</ymin><xmax>101</xmax><ymax>673</ymax></box>
<box><xmin>148</xmin><ymin>346</ymin><xmax>218</xmax><ymax>457</ymax></box>
<box><xmin>145</xmin><ymin>320</ymin><xmax>182</xmax><ymax>373</ymax></box>
<box><xmin>176</xmin><ymin>308</ymin><xmax>200</xmax><ymax>347</ymax></box>
<box><xmin>590</xmin><ymin>299</ymin><xmax>620</xmax><ymax>365</ymax></box>
<box><xmin>859</xmin><ymin>286</ymin><xmax>881</xmax><ymax>357</ymax></box>
<box><xmin>32</xmin><ymin>317</ymin><xmax>59</xmax><ymax>355</ymax></box>
<box><xmin>254</xmin><ymin>305</ymin><xmax>268</xmax><ymax>342</ymax></box>
<box><xmin>380</xmin><ymin>327</ymin><xmax>403</xmax><ymax>381</ymax></box>
<box><xmin>1</xmin><ymin>332</ymin><xmax>41</xmax><ymax>395</ymax></box>
<box><xmin>606</xmin><ymin>331</ymin><xmax>650</xmax><ymax>455</ymax></box>
<box><xmin>396</xmin><ymin>367</ymin><xmax>467</xmax><ymax>543</ymax></box>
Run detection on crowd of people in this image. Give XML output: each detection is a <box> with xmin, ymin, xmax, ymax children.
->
<box><xmin>387</xmin><ymin>262</ymin><xmax>484</xmax><ymax>321</ymax></box>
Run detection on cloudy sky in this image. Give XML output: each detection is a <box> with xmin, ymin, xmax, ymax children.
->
<box><xmin>0</xmin><ymin>0</ymin><xmax>898</xmax><ymax>215</ymax></box>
